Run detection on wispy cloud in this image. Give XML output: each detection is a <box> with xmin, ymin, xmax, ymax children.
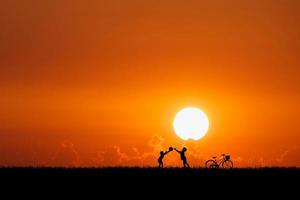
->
<box><xmin>230</xmin><ymin>148</ymin><xmax>300</xmax><ymax>167</ymax></box>
<box><xmin>49</xmin><ymin>141</ymin><xmax>80</xmax><ymax>167</ymax></box>
<box><xmin>88</xmin><ymin>134</ymin><xmax>166</xmax><ymax>167</ymax></box>
<box><xmin>46</xmin><ymin>139</ymin><xmax>300</xmax><ymax>167</ymax></box>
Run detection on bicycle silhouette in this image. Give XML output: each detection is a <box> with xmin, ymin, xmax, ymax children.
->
<box><xmin>205</xmin><ymin>154</ymin><xmax>233</xmax><ymax>169</ymax></box>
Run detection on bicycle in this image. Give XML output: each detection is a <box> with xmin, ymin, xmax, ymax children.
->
<box><xmin>205</xmin><ymin>154</ymin><xmax>233</xmax><ymax>169</ymax></box>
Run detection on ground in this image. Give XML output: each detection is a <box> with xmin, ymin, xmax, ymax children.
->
<box><xmin>1</xmin><ymin>167</ymin><xmax>298</xmax><ymax>195</ymax></box>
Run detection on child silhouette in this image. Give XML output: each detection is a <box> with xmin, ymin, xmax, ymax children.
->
<box><xmin>174</xmin><ymin>147</ymin><xmax>190</xmax><ymax>168</ymax></box>
<box><xmin>158</xmin><ymin>147</ymin><xmax>173</xmax><ymax>168</ymax></box>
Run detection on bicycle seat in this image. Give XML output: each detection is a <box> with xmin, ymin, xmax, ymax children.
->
<box><xmin>212</xmin><ymin>157</ymin><xmax>217</xmax><ymax>159</ymax></box>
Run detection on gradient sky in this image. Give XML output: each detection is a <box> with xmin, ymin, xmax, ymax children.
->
<box><xmin>1</xmin><ymin>0</ymin><xmax>300</xmax><ymax>167</ymax></box>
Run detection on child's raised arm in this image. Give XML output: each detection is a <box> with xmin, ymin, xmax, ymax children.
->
<box><xmin>174</xmin><ymin>148</ymin><xmax>180</xmax><ymax>153</ymax></box>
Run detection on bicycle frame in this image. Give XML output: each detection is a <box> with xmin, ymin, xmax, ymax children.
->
<box><xmin>212</xmin><ymin>157</ymin><xmax>226</xmax><ymax>167</ymax></box>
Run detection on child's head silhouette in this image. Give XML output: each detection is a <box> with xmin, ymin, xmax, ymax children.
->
<box><xmin>183</xmin><ymin>147</ymin><xmax>187</xmax><ymax>152</ymax></box>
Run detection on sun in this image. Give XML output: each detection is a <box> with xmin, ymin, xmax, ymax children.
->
<box><xmin>173</xmin><ymin>107</ymin><xmax>209</xmax><ymax>140</ymax></box>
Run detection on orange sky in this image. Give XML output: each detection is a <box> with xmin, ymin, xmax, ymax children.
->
<box><xmin>1</xmin><ymin>0</ymin><xmax>300</xmax><ymax>167</ymax></box>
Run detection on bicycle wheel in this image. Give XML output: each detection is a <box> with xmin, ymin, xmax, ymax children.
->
<box><xmin>222</xmin><ymin>160</ymin><xmax>233</xmax><ymax>169</ymax></box>
<box><xmin>205</xmin><ymin>160</ymin><xmax>218</xmax><ymax>168</ymax></box>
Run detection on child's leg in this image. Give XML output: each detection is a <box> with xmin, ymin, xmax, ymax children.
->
<box><xmin>185</xmin><ymin>161</ymin><xmax>190</xmax><ymax>168</ymax></box>
<box><xmin>158</xmin><ymin>161</ymin><xmax>163</xmax><ymax>168</ymax></box>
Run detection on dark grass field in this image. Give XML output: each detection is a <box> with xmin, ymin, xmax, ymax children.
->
<box><xmin>1</xmin><ymin>167</ymin><xmax>299</xmax><ymax>196</ymax></box>
<box><xmin>1</xmin><ymin>167</ymin><xmax>299</xmax><ymax>178</ymax></box>
<box><xmin>1</xmin><ymin>167</ymin><xmax>299</xmax><ymax>182</ymax></box>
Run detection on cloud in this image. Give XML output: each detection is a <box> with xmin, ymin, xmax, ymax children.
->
<box><xmin>50</xmin><ymin>138</ymin><xmax>300</xmax><ymax>168</ymax></box>
<box><xmin>49</xmin><ymin>141</ymin><xmax>80</xmax><ymax>167</ymax></box>
<box><xmin>113</xmin><ymin>145</ymin><xmax>130</xmax><ymax>163</ymax></box>
<box><xmin>148</xmin><ymin>135</ymin><xmax>165</xmax><ymax>152</ymax></box>
<box><xmin>89</xmin><ymin>151</ymin><xmax>105</xmax><ymax>165</ymax></box>
<box><xmin>229</xmin><ymin>147</ymin><xmax>300</xmax><ymax>167</ymax></box>
<box><xmin>88</xmin><ymin>134</ymin><xmax>166</xmax><ymax>167</ymax></box>
<box><xmin>272</xmin><ymin>148</ymin><xmax>300</xmax><ymax>166</ymax></box>
<box><xmin>109</xmin><ymin>136</ymin><xmax>162</xmax><ymax>166</ymax></box>
<box><xmin>274</xmin><ymin>150</ymin><xmax>289</xmax><ymax>164</ymax></box>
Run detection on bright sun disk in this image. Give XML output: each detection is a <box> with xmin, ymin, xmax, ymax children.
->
<box><xmin>173</xmin><ymin>107</ymin><xmax>209</xmax><ymax>140</ymax></box>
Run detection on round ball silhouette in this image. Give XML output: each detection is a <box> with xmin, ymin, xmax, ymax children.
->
<box><xmin>169</xmin><ymin>147</ymin><xmax>173</xmax><ymax>151</ymax></box>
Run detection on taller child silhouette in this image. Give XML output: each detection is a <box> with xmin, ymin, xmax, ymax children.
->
<box><xmin>174</xmin><ymin>147</ymin><xmax>190</xmax><ymax>168</ymax></box>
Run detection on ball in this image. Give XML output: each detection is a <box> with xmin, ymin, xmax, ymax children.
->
<box><xmin>169</xmin><ymin>147</ymin><xmax>173</xmax><ymax>151</ymax></box>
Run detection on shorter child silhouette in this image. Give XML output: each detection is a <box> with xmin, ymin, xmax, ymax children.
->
<box><xmin>174</xmin><ymin>147</ymin><xmax>190</xmax><ymax>168</ymax></box>
<box><xmin>158</xmin><ymin>147</ymin><xmax>173</xmax><ymax>168</ymax></box>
